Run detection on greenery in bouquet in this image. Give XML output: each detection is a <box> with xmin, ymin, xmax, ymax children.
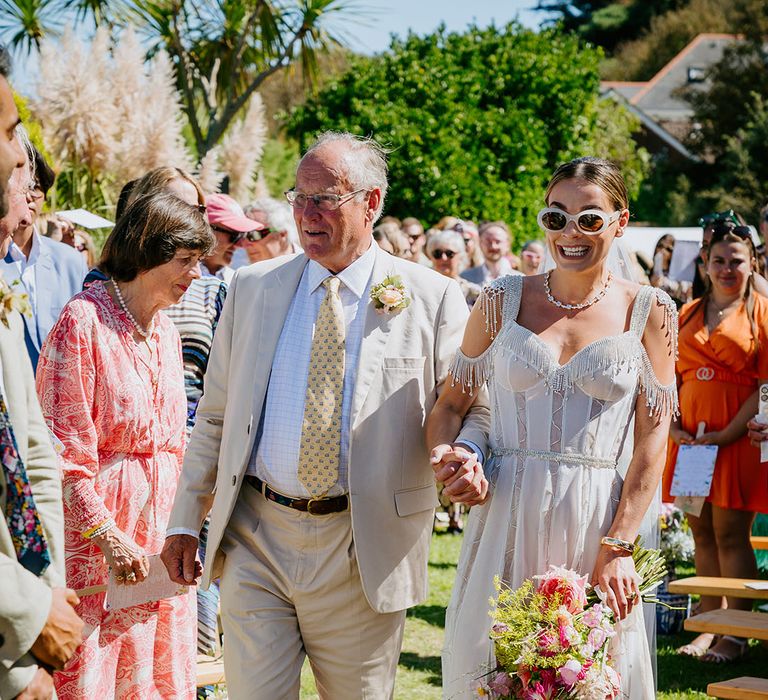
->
<box><xmin>478</xmin><ymin>542</ymin><xmax>667</xmax><ymax>699</ymax></box>
<box><xmin>658</xmin><ymin>504</ymin><xmax>694</xmax><ymax>567</ymax></box>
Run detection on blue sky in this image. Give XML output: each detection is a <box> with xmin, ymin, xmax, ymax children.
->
<box><xmin>12</xmin><ymin>1</ymin><xmax>547</xmax><ymax>96</ymax></box>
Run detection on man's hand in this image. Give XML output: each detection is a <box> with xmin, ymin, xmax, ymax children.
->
<box><xmin>14</xmin><ymin>667</ymin><xmax>54</xmax><ymax>700</ymax></box>
<box><xmin>430</xmin><ymin>443</ymin><xmax>488</xmax><ymax>506</ymax></box>
<box><xmin>29</xmin><ymin>588</ymin><xmax>83</xmax><ymax>670</ymax></box>
<box><xmin>161</xmin><ymin>535</ymin><xmax>202</xmax><ymax>586</ymax></box>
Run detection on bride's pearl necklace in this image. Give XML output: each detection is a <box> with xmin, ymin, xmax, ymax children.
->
<box><xmin>112</xmin><ymin>280</ymin><xmax>150</xmax><ymax>339</ymax></box>
<box><xmin>544</xmin><ymin>271</ymin><xmax>613</xmax><ymax>310</ymax></box>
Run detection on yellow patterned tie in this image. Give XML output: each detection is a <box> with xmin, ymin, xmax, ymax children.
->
<box><xmin>298</xmin><ymin>276</ymin><xmax>345</xmax><ymax>496</ymax></box>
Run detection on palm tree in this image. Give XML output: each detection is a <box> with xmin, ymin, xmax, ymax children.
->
<box><xmin>2</xmin><ymin>0</ymin><xmax>368</xmax><ymax>160</ymax></box>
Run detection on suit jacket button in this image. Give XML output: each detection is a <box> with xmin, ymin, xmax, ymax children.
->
<box><xmin>232</xmin><ymin>475</ymin><xmax>237</xmax><ymax>486</ymax></box>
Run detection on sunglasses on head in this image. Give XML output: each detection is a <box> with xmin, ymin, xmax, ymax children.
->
<box><xmin>537</xmin><ymin>207</ymin><xmax>621</xmax><ymax>235</ymax></box>
<box><xmin>698</xmin><ymin>209</ymin><xmax>739</xmax><ymax>227</ymax></box>
<box><xmin>432</xmin><ymin>249</ymin><xmax>457</xmax><ymax>260</ymax></box>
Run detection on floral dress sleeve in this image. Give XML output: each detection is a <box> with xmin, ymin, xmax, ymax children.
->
<box><xmin>35</xmin><ymin>300</ymin><xmax>113</xmax><ymax>535</ymax></box>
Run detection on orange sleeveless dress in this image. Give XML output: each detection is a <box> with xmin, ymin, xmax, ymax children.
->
<box><xmin>663</xmin><ymin>296</ymin><xmax>768</xmax><ymax>512</ymax></box>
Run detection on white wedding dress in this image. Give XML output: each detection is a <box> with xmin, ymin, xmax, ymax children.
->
<box><xmin>442</xmin><ymin>275</ymin><xmax>677</xmax><ymax>700</ymax></box>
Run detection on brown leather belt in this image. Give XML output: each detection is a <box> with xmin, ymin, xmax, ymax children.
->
<box><xmin>245</xmin><ymin>475</ymin><xmax>349</xmax><ymax>515</ymax></box>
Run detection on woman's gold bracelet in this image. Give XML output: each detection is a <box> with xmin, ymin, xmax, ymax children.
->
<box><xmin>600</xmin><ymin>536</ymin><xmax>636</xmax><ymax>554</ymax></box>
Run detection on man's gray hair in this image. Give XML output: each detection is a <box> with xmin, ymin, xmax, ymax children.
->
<box><xmin>245</xmin><ymin>197</ymin><xmax>300</xmax><ymax>248</ymax></box>
<box><xmin>14</xmin><ymin>124</ymin><xmax>32</xmax><ymax>181</ymax></box>
<box><xmin>300</xmin><ymin>131</ymin><xmax>389</xmax><ymax>221</ymax></box>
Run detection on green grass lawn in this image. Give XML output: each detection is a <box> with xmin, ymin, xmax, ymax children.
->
<box><xmin>299</xmin><ymin>531</ymin><xmax>768</xmax><ymax>699</ymax></box>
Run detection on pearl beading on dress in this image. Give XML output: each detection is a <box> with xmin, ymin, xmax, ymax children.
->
<box><xmin>113</xmin><ymin>280</ymin><xmax>150</xmax><ymax>339</ymax></box>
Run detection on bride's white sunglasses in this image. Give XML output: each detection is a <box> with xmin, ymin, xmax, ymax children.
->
<box><xmin>537</xmin><ymin>207</ymin><xmax>621</xmax><ymax>235</ymax></box>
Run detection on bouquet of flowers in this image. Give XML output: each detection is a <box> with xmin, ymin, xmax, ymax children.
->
<box><xmin>477</xmin><ymin>542</ymin><xmax>666</xmax><ymax>699</ymax></box>
<box><xmin>659</xmin><ymin>504</ymin><xmax>694</xmax><ymax>567</ymax></box>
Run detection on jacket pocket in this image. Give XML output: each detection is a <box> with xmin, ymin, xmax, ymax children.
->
<box><xmin>394</xmin><ymin>483</ymin><xmax>438</xmax><ymax>517</ymax></box>
<box><xmin>382</xmin><ymin>356</ymin><xmax>426</xmax><ymax>372</ymax></box>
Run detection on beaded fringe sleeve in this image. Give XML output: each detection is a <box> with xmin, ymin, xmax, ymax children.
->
<box><xmin>448</xmin><ymin>276</ymin><xmax>514</xmax><ymax>395</ymax></box>
<box><xmin>449</xmin><ymin>279</ymin><xmax>680</xmax><ymax>419</ymax></box>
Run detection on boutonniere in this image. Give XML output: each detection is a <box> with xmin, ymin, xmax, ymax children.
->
<box><xmin>370</xmin><ymin>274</ymin><xmax>411</xmax><ymax>315</ymax></box>
<box><xmin>0</xmin><ymin>276</ymin><xmax>31</xmax><ymax>328</ymax></box>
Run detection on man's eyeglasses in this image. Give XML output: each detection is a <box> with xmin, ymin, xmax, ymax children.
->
<box><xmin>284</xmin><ymin>189</ymin><xmax>368</xmax><ymax>211</ymax></box>
<box><xmin>431</xmin><ymin>249</ymin><xmax>457</xmax><ymax>260</ymax></box>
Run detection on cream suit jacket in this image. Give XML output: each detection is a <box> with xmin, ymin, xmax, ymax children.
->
<box><xmin>167</xmin><ymin>246</ymin><xmax>490</xmax><ymax>613</ymax></box>
<box><xmin>0</xmin><ymin>309</ymin><xmax>65</xmax><ymax>698</ymax></box>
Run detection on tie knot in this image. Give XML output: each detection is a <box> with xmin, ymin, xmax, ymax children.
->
<box><xmin>323</xmin><ymin>276</ymin><xmax>341</xmax><ymax>294</ymax></box>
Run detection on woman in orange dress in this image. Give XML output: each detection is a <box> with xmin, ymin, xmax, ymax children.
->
<box><xmin>664</xmin><ymin>222</ymin><xmax>768</xmax><ymax>662</ymax></box>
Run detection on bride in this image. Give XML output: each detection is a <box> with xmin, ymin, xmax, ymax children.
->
<box><xmin>428</xmin><ymin>157</ymin><xmax>677</xmax><ymax>699</ymax></box>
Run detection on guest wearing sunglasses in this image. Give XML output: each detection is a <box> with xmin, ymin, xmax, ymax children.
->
<box><xmin>427</xmin><ymin>228</ymin><xmax>480</xmax><ymax>309</ymax></box>
<box><xmin>203</xmin><ymin>193</ymin><xmax>263</xmax><ymax>284</ymax></box>
<box><xmin>231</xmin><ymin>197</ymin><xmax>302</xmax><ymax>268</ymax></box>
<box><xmin>664</xmin><ymin>221</ymin><xmax>768</xmax><ymax>663</ymax></box>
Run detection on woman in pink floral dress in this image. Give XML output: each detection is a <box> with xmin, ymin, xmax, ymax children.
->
<box><xmin>36</xmin><ymin>192</ymin><xmax>214</xmax><ymax>699</ymax></box>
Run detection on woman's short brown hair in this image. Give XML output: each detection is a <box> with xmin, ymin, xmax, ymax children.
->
<box><xmin>100</xmin><ymin>191</ymin><xmax>215</xmax><ymax>282</ymax></box>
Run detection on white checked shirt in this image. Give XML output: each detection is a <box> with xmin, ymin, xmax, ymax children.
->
<box><xmin>246</xmin><ymin>243</ymin><xmax>378</xmax><ymax>497</ymax></box>
<box><xmin>6</xmin><ymin>230</ymin><xmax>41</xmax><ymax>316</ymax></box>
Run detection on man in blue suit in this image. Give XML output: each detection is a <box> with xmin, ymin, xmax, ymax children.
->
<box><xmin>0</xmin><ymin>138</ymin><xmax>87</xmax><ymax>371</ymax></box>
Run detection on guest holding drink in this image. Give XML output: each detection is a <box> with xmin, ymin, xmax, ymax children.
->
<box><xmin>665</xmin><ymin>221</ymin><xmax>768</xmax><ymax>662</ymax></box>
<box><xmin>36</xmin><ymin>192</ymin><xmax>215</xmax><ymax>698</ymax></box>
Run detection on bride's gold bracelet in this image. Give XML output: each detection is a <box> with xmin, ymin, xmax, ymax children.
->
<box><xmin>600</xmin><ymin>536</ymin><xmax>636</xmax><ymax>554</ymax></box>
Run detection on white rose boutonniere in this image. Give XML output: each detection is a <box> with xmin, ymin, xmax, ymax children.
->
<box><xmin>370</xmin><ymin>274</ymin><xmax>411</xmax><ymax>315</ymax></box>
<box><xmin>0</xmin><ymin>277</ymin><xmax>31</xmax><ymax>328</ymax></box>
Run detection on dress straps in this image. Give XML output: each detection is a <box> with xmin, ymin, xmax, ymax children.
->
<box><xmin>448</xmin><ymin>274</ymin><xmax>522</xmax><ymax>393</ymax></box>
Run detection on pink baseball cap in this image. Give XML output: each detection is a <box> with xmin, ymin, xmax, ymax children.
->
<box><xmin>206</xmin><ymin>193</ymin><xmax>264</xmax><ymax>233</ymax></box>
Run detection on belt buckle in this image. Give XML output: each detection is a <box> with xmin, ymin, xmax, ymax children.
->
<box><xmin>306</xmin><ymin>497</ymin><xmax>327</xmax><ymax>516</ymax></box>
<box><xmin>696</xmin><ymin>367</ymin><xmax>715</xmax><ymax>381</ymax></box>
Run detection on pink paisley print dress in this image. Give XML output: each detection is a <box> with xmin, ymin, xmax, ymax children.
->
<box><xmin>36</xmin><ymin>282</ymin><xmax>195</xmax><ymax>700</ymax></box>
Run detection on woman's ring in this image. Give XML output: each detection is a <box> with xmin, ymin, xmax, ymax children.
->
<box><xmin>125</xmin><ymin>571</ymin><xmax>137</xmax><ymax>582</ymax></box>
<box><xmin>627</xmin><ymin>591</ymin><xmax>637</xmax><ymax>601</ymax></box>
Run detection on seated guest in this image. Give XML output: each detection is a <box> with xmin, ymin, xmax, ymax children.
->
<box><xmin>36</xmin><ymin>192</ymin><xmax>214</xmax><ymax>699</ymax></box>
<box><xmin>402</xmin><ymin>216</ymin><xmax>431</xmax><ymax>266</ymax></box>
<box><xmin>0</xmin><ymin>133</ymin><xmax>87</xmax><ymax>371</ymax></box>
<box><xmin>519</xmin><ymin>239</ymin><xmax>545</xmax><ymax>276</ymax></box>
<box><xmin>461</xmin><ymin>220</ymin><xmax>519</xmax><ymax>285</ymax></box>
<box><xmin>428</xmin><ymin>228</ymin><xmax>481</xmax><ymax>308</ymax></box>
<box><xmin>231</xmin><ymin>196</ymin><xmax>301</xmax><ymax>267</ymax></box>
<box><xmin>202</xmin><ymin>193</ymin><xmax>262</xmax><ymax>284</ymax></box>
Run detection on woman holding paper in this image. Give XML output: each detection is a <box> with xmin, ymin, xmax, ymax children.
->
<box><xmin>36</xmin><ymin>192</ymin><xmax>215</xmax><ymax>698</ymax></box>
<box><xmin>664</xmin><ymin>221</ymin><xmax>768</xmax><ymax>662</ymax></box>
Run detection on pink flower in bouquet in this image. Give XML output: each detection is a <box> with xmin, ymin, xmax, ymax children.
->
<box><xmin>537</xmin><ymin>631</ymin><xmax>559</xmax><ymax>657</ymax></box>
<box><xmin>535</xmin><ymin>566</ymin><xmax>588</xmax><ymax>614</ymax></box>
<box><xmin>581</xmin><ymin>603</ymin><xmax>606</xmax><ymax>629</ymax></box>
<box><xmin>558</xmin><ymin>659</ymin><xmax>582</xmax><ymax>687</ymax></box>
<box><xmin>558</xmin><ymin>621</ymin><xmax>581</xmax><ymax>649</ymax></box>
<box><xmin>523</xmin><ymin>670</ymin><xmax>557</xmax><ymax>700</ymax></box>
<box><xmin>489</xmin><ymin>672</ymin><xmax>515</xmax><ymax>696</ymax></box>
<box><xmin>587</xmin><ymin>626</ymin><xmax>608</xmax><ymax>650</ymax></box>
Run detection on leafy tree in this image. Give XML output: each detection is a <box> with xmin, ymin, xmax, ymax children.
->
<box><xmin>2</xmin><ymin>0</ymin><xmax>361</xmax><ymax>160</ymax></box>
<box><xmin>288</xmin><ymin>23</ymin><xmax>646</xmax><ymax>241</ymax></box>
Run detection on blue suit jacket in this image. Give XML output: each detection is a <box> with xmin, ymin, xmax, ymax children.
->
<box><xmin>0</xmin><ymin>236</ymin><xmax>88</xmax><ymax>371</ymax></box>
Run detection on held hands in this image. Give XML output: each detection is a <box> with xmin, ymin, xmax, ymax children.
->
<box><xmin>29</xmin><ymin>587</ymin><xmax>84</xmax><ymax>670</ymax></box>
<box><xmin>430</xmin><ymin>444</ymin><xmax>488</xmax><ymax>506</ymax></box>
<box><xmin>590</xmin><ymin>547</ymin><xmax>640</xmax><ymax>621</ymax></box>
<box><xmin>669</xmin><ymin>425</ymin><xmax>694</xmax><ymax>446</ymax></box>
<box><xmin>693</xmin><ymin>429</ymin><xmax>734</xmax><ymax>447</ymax></box>
<box><xmin>93</xmin><ymin>527</ymin><xmax>149</xmax><ymax>585</ymax></box>
<box><xmin>160</xmin><ymin>534</ymin><xmax>202</xmax><ymax>586</ymax></box>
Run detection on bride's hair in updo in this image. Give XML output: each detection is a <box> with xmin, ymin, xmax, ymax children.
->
<box><xmin>545</xmin><ymin>157</ymin><xmax>628</xmax><ymax>211</ymax></box>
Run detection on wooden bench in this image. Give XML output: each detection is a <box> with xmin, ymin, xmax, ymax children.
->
<box><xmin>752</xmin><ymin>536</ymin><xmax>768</xmax><ymax>551</ymax></box>
<box><xmin>707</xmin><ymin>677</ymin><xmax>768</xmax><ymax>699</ymax></box>
<box><xmin>684</xmin><ymin>609</ymin><xmax>768</xmax><ymax>641</ymax></box>
<box><xmin>668</xmin><ymin>577</ymin><xmax>768</xmax><ymax>600</ymax></box>
<box><xmin>196</xmin><ymin>654</ymin><xmax>225</xmax><ymax>688</ymax></box>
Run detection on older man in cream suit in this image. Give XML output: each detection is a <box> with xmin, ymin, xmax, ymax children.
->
<box><xmin>162</xmin><ymin>132</ymin><xmax>489</xmax><ymax>699</ymax></box>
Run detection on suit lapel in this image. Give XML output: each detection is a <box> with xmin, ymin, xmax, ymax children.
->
<box><xmin>350</xmin><ymin>247</ymin><xmax>398</xmax><ymax>430</ymax></box>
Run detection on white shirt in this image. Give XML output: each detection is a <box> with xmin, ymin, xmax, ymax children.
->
<box><xmin>200</xmin><ymin>262</ymin><xmax>235</xmax><ymax>285</ymax></box>
<box><xmin>246</xmin><ymin>243</ymin><xmax>377</xmax><ymax>497</ymax></box>
<box><xmin>6</xmin><ymin>230</ymin><xmax>41</xmax><ymax>315</ymax></box>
